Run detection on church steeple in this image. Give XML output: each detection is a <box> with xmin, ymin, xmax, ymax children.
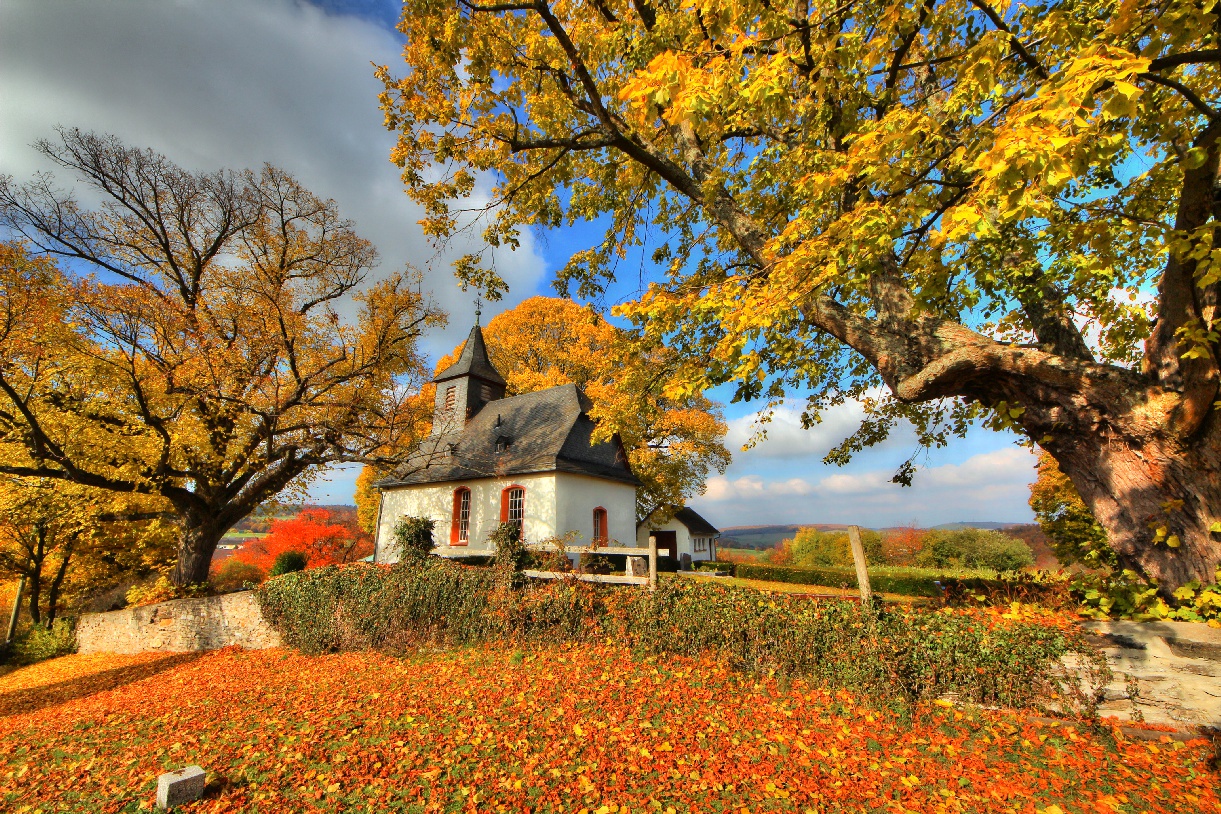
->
<box><xmin>431</xmin><ymin>322</ymin><xmax>506</xmax><ymax>432</ymax></box>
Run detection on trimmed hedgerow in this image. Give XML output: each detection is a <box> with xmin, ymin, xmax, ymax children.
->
<box><xmin>733</xmin><ymin>563</ymin><xmax>1073</xmax><ymax>606</ymax></box>
<box><xmin>256</xmin><ymin>560</ymin><xmax>1106</xmax><ymax>711</ymax></box>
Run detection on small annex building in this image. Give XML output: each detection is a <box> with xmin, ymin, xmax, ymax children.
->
<box><xmin>373</xmin><ymin>322</ymin><xmax>640</xmax><ymax>562</ymax></box>
<box><xmin>636</xmin><ymin>506</ymin><xmax>721</xmax><ymax>565</ymax></box>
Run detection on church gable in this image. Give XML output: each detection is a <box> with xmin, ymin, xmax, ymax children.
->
<box><xmin>378</xmin><ymin>323</ymin><xmax>637</xmax><ymax>489</ymax></box>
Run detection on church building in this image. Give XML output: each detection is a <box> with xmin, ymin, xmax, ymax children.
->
<box><xmin>373</xmin><ymin>322</ymin><xmax>640</xmax><ymax>561</ymax></box>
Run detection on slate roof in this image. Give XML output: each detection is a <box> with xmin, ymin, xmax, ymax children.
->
<box><xmin>638</xmin><ymin>506</ymin><xmax>720</xmax><ymax>536</ymax></box>
<box><xmin>379</xmin><ymin>383</ymin><xmax>638</xmax><ymax>488</ymax></box>
<box><xmin>433</xmin><ymin>324</ymin><xmax>506</xmax><ymax>385</ymax></box>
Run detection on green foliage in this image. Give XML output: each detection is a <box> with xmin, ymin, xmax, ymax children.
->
<box><xmin>783</xmin><ymin>528</ymin><xmax>884</xmax><ymax>568</ymax></box>
<box><xmin>125</xmin><ymin>576</ymin><xmax>210</xmax><ymax>607</ymax></box>
<box><xmin>269</xmin><ymin>551</ymin><xmax>308</xmax><ymax>577</ymax></box>
<box><xmin>918</xmin><ymin>529</ymin><xmax>1035</xmax><ymax>572</ymax></box>
<box><xmin>391</xmin><ymin>516</ymin><xmax>436</xmax><ymax>561</ymax></box>
<box><xmin>5</xmin><ymin>618</ymin><xmax>76</xmax><ymax>665</ymax></box>
<box><xmin>1029</xmin><ymin>453</ymin><xmax>1116</xmax><ymax>570</ymax></box>
<box><xmin>737</xmin><ymin>564</ymin><xmax>958</xmax><ymax>596</ymax></box>
<box><xmin>694</xmin><ymin>561</ymin><xmax>736</xmax><ymax>574</ymax></box>
<box><xmin>490</xmin><ymin>522</ymin><xmax>528</xmax><ymax>588</ymax></box>
<box><xmin>210</xmin><ymin>559</ymin><xmax>264</xmax><ymax>593</ymax></box>
<box><xmin>1074</xmin><ymin>567</ymin><xmax>1221</xmax><ymax>622</ymax></box>
<box><xmin>578</xmin><ymin>553</ymin><xmax>615</xmax><ymax>575</ymax></box>
<box><xmin>255</xmin><ymin>562</ymin><xmax>1104</xmax><ymax>711</ymax></box>
<box><xmin>627</xmin><ymin>581</ymin><xmax>1101</xmax><ymax>712</ymax></box>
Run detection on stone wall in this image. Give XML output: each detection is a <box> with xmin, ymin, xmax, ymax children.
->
<box><xmin>1080</xmin><ymin>619</ymin><xmax>1221</xmax><ymax>729</ymax></box>
<box><xmin>76</xmin><ymin>591</ymin><xmax>281</xmax><ymax>654</ymax></box>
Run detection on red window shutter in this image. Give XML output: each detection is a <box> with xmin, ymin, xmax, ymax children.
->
<box><xmin>451</xmin><ymin>490</ymin><xmax>462</xmax><ymax>544</ymax></box>
<box><xmin>500</xmin><ymin>488</ymin><xmax>509</xmax><ymax>523</ymax></box>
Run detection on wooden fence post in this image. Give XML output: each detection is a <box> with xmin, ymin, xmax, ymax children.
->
<box><xmin>648</xmin><ymin>534</ymin><xmax>658</xmax><ymax>592</ymax></box>
<box><xmin>847</xmin><ymin>525</ymin><xmax>872</xmax><ymax>603</ymax></box>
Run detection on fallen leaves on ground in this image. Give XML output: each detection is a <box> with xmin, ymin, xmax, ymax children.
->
<box><xmin>1</xmin><ymin>644</ymin><xmax>1215</xmax><ymax>813</ymax></box>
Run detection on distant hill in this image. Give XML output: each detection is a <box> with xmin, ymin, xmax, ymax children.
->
<box><xmin>719</xmin><ymin>523</ymin><xmax>851</xmax><ymax>550</ymax></box>
<box><xmin>928</xmin><ymin>521</ymin><xmax>1014</xmax><ymax>530</ymax></box>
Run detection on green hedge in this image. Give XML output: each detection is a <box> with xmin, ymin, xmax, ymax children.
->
<box><xmin>256</xmin><ymin>560</ymin><xmax>1104</xmax><ymax>711</ymax></box>
<box><xmin>733</xmin><ymin>563</ymin><xmax>1072</xmax><ymax>604</ymax></box>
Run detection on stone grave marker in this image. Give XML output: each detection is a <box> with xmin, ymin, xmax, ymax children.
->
<box><xmin>157</xmin><ymin>765</ymin><xmax>205</xmax><ymax>809</ymax></box>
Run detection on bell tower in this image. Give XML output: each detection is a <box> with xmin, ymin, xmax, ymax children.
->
<box><xmin>431</xmin><ymin>319</ymin><xmax>506</xmax><ymax>433</ymax></box>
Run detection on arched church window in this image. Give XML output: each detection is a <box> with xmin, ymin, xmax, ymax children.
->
<box><xmin>451</xmin><ymin>487</ymin><xmax>471</xmax><ymax>545</ymax></box>
<box><xmin>592</xmin><ymin>507</ymin><xmax>607</xmax><ymax>542</ymax></box>
<box><xmin>500</xmin><ymin>485</ymin><xmax>525</xmax><ymax>535</ymax></box>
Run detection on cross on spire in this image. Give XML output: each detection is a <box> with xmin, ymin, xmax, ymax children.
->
<box><xmin>474</xmin><ymin>296</ymin><xmax>483</xmax><ymax>326</ymax></box>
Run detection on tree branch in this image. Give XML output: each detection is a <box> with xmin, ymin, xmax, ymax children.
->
<box><xmin>1148</xmin><ymin>49</ymin><xmax>1221</xmax><ymax>72</ymax></box>
<box><xmin>967</xmin><ymin>0</ymin><xmax>1049</xmax><ymax>80</ymax></box>
<box><xmin>1137</xmin><ymin>72</ymin><xmax>1221</xmax><ymax>120</ymax></box>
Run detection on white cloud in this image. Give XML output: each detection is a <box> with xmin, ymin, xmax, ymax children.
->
<box><xmin>1</xmin><ymin>0</ymin><xmax>552</xmax><ymax>506</ymax></box>
<box><xmin>0</xmin><ymin>0</ymin><xmax>546</xmax><ymax>356</ymax></box>
<box><xmin>693</xmin><ymin>446</ymin><xmax>1038</xmax><ymax>528</ymax></box>
<box><xmin>724</xmin><ymin>397</ymin><xmax>917</xmax><ymax>462</ymax></box>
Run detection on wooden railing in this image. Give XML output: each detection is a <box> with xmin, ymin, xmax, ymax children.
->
<box><xmin>431</xmin><ymin>540</ymin><xmax>660</xmax><ymax>589</ymax></box>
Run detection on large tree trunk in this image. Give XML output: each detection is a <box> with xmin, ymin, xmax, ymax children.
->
<box><xmin>26</xmin><ymin>557</ymin><xmax>42</xmax><ymax>625</ymax></box>
<box><xmin>846</xmin><ymin>295</ymin><xmax>1220</xmax><ymax>594</ymax></box>
<box><xmin>171</xmin><ymin>518</ymin><xmax>227</xmax><ymax>587</ymax></box>
<box><xmin>1051</xmin><ymin>413</ymin><xmax>1221</xmax><ymax>589</ymax></box>
<box><xmin>44</xmin><ymin>537</ymin><xmax>74</xmax><ymax>628</ymax></box>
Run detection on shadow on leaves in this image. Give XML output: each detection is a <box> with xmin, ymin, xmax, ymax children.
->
<box><xmin>0</xmin><ymin>651</ymin><xmax>205</xmax><ymax>718</ymax></box>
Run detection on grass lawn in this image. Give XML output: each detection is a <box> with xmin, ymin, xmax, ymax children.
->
<box><xmin>2</xmin><ymin>645</ymin><xmax>1216</xmax><ymax>813</ymax></box>
<box><xmin>677</xmin><ymin>572</ymin><xmax>926</xmax><ymax>603</ymax></box>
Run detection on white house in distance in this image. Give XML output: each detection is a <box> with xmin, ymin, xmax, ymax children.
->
<box><xmin>373</xmin><ymin>321</ymin><xmax>640</xmax><ymax>561</ymax></box>
<box><xmin>637</xmin><ymin>506</ymin><xmax>721</xmax><ymax>564</ymax></box>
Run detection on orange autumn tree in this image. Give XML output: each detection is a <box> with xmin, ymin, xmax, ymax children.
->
<box><xmin>354</xmin><ymin>297</ymin><xmax>729</xmax><ymax>523</ymax></box>
<box><xmin>0</xmin><ymin>131</ymin><xmax>444</xmax><ymax>587</ymax></box>
<box><xmin>883</xmin><ymin>526</ymin><xmax>931</xmax><ymax>567</ymax></box>
<box><xmin>381</xmin><ymin>0</ymin><xmax>1221</xmax><ymax>593</ymax></box>
<box><xmin>230</xmin><ymin>509</ymin><xmax>372</xmax><ymax>575</ymax></box>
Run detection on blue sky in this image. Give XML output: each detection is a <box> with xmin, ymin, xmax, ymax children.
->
<box><xmin>0</xmin><ymin>0</ymin><xmax>1039</xmax><ymax>528</ymax></box>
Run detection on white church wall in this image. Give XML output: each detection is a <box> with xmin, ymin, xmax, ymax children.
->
<box><xmin>375</xmin><ymin>472</ymin><xmax>559</xmax><ymax>562</ymax></box>
<box><xmin>553</xmin><ymin>473</ymin><xmax>638</xmax><ymax>548</ymax></box>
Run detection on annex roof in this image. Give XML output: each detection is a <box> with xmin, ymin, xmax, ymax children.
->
<box><xmin>639</xmin><ymin>505</ymin><xmax>720</xmax><ymax>536</ymax></box>
<box><xmin>378</xmin><ymin>383</ymin><xmax>638</xmax><ymax>488</ymax></box>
